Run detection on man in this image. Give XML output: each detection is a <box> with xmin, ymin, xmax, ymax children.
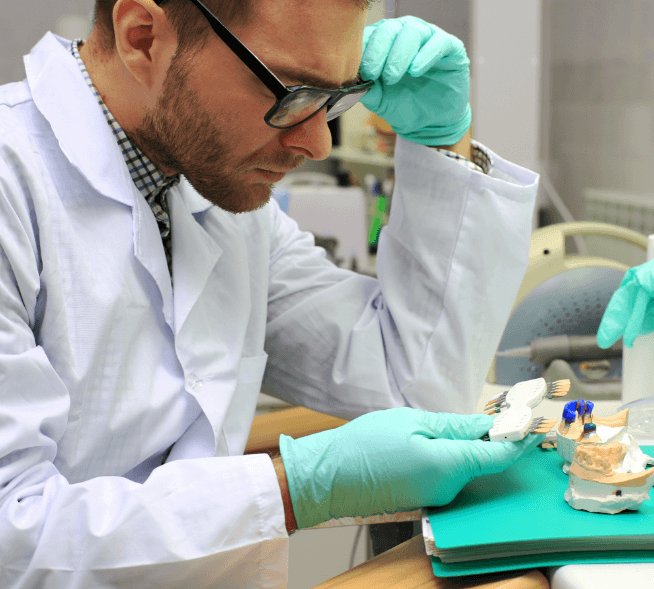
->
<box><xmin>0</xmin><ymin>0</ymin><xmax>541</xmax><ymax>586</ymax></box>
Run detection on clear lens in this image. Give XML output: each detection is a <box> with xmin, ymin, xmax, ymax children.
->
<box><xmin>326</xmin><ymin>90</ymin><xmax>368</xmax><ymax>121</ymax></box>
<box><xmin>268</xmin><ymin>90</ymin><xmax>330</xmax><ymax>127</ymax></box>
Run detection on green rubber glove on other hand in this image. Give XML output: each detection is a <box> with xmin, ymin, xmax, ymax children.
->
<box><xmin>359</xmin><ymin>16</ymin><xmax>472</xmax><ymax>147</ymax></box>
<box><xmin>279</xmin><ymin>407</ymin><xmax>542</xmax><ymax>529</ymax></box>
<box><xmin>597</xmin><ymin>259</ymin><xmax>654</xmax><ymax>349</ymax></box>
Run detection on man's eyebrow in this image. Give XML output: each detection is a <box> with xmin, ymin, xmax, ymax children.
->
<box><xmin>267</xmin><ymin>64</ymin><xmax>362</xmax><ymax>90</ymax></box>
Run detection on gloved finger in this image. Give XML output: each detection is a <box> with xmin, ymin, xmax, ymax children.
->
<box><xmin>641</xmin><ymin>300</ymin><xmax>654</xmax><ymax>336</ymax></box>
<box><xmin>596</xmin><ymin>283</ymin><xmax>637</xmax><ymax>348</ymax></box>
<box><xmin>359</xmin><ymin>81</ymin><xmax>384</xmax><ymax>112</ymax></box>
<box><xmin>461</xmin><ymin>433</ymin><xmax>544</xmax><ymax>477</ymax></box>
<box><xmin>633</xmin><ymin>259</ymin><xmax>654</xmax><ymax>293</ymax></box>
<box><xmin>596</xmin><ymin>316</ymin><xmax>622</xmax><ymax>349</ymax></box>
<box><xmin>421</xmin><ymin>412</ymin><xmax>494</xmax><ymax>441</ymax></box>
<box><xmin>361</xmin><ymin>21</ymin><xmax>378</xmax><ymax>53</ymax></box>
<box><xmin>382</xmin><ymin>19</ymin><xmax>433</xmax><ymax>85</ymax></box>
<box><xmin>619</xmin><ymin>266</ymin><xmax>637</xmax><ymax>288</ymax></box>
<box><xmin>360</xmin><ymin>19</ymin><xmax>404</xmax><ymax>81</ymax></box>
<box><xmin>623</xmin><ymin>287</ymin><xmax>650</xmax><ymax>347</ymax></box>
<box><xmin>408</xmin><ymin>27</ymin><xmax>463</xmax><ymax>77</ymax></box>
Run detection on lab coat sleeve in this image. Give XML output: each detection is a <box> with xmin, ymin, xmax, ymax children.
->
<box><xmin>0</xmin><ymin>128</ymin><xmax>288</xmax><ymax>588</ymax></box>
<box><xmin>263</xmin><ymin>137</ymin><xmax>539</xmax><ymax>417</ymax></box>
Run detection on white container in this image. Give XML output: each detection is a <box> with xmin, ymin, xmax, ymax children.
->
<box><xmin>622</xmin><ymin>234</ymin><xmax>654</xmax><ymax>404</ymax></box>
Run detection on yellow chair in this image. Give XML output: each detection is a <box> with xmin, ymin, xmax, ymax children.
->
<box><xmin>514</xmin><ymin>221</ymin><xmax>646</xmax><ymax>311</ymax></box>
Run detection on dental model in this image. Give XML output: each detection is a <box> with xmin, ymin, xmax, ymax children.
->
<box><xmin>565</xmin><ymin>441</ymin><xmax>654</xmax><ymax>514</ymax></box>
<box><xmin>557</xmin><ymin>400</ymin><xmax>654</xmax><ymax>513</ymax></box>
<box><xmin>556</xmin><ymin>400</ymin><xmax>629</xmax><ymax>473</ymax></box>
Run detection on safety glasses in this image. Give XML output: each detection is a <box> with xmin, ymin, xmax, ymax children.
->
<box><xmin>155</xmin><ymin>0</ymin><xmax>373</xmax><ymax>128</ymax></box>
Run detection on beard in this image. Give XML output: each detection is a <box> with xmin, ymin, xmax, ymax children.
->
<box><xmin>130</xmin><ymin>51</ymin><xmax>305</xmax><ymax>214</ymax></box>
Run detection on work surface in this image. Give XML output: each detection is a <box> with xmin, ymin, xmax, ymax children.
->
<box><xmin>252</xmin><ymin>385</ymin><xmax>636</xmax><ymax>587</ymax></box>
<box><xmin>314</xmin><ymin>535</ymin><xmax>549</xmax><ymax>589</ymax></box>
<box><xmin>316</xmin><ymin>385</ymin><xmax>635</xmax><ymax>588</ymax></box>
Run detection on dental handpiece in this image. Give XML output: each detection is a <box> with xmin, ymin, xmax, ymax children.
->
<box><xmin>496</xmin><ymin>335</ymin><xmax>623</xmax><ymax>366</ymax></box>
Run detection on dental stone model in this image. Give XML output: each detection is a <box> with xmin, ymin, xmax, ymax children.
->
<box><xmin>557</xmin><ymin>399</ymin><xmax>654</xmax><ymax>514</ymax></box>
<box><xmin>556</xmin><ymin>400</ymin><xmax>628</xmax><ymax>473</ymax></box>
<box><xmin>566</xmin><ymin>441</ymin><xmax>654</xmax><ymax>514</ymax></box>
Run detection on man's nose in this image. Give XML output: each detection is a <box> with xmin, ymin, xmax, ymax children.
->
<box><xmin>279</xmin><ymin>108</ymin><xmax>333</xmax><ymax>161</ymax></box>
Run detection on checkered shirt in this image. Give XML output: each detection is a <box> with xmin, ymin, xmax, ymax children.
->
<box><xmin>70</xmin><ymin>40</ymin><xmax>178</xmax><ymax>278</ymax></box>
<box><xmin>434</xmin><ymin>140</ymin><xmax>494</xmax><ymax>175</ymax></box>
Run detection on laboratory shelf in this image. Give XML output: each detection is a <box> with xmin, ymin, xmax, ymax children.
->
<box><xmin>329</xmin><ymin>147</ymin><xmax>394</xmax><ymax>168</ymax></box>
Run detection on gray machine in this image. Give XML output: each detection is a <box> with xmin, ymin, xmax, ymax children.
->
<box><xmin>494</xmin><ymin>222</ymin><xmax>648</xmax><ymax>400</ymax></box>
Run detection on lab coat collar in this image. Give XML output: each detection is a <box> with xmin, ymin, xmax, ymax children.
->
<box><xmin>24</xmin><ymin>34</ymin><xmax>182</xmax><ymax>313</ymax></box>
<box><xmin>179</xmin><ymin>180</ymin><xmax>215</xmax><ymax>215</ymax></box>
<box><xmin>24</xmin><ymin>33</ymin><xmax>138</xmax><ymax>208</ymax></box>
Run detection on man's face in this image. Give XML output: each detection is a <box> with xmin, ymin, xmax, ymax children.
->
<box><xmin>132</xmin><ymin>0</ymin><xmax>367</xmax><ymax>214</ymax></box>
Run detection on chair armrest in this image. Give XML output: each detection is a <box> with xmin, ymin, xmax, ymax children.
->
<box><xmin>245</xmin><ymin>407</ymin><xmax>349</xmax><ymax>455</ymax></box>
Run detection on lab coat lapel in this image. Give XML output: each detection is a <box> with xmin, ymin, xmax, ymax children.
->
<box><xmin>168</xmin><ymin>187</ymin><xmax>222</xmax><ymax>335</ymax></box>
<box><xmin>168</xmin><ymin>186</ymin><xmax>258</xmax><ymax>457</ymax></box>
<box><xmin>131</xmin><ymin>193</ymin><xmax>175</xmax><ymax>329</ymax></box>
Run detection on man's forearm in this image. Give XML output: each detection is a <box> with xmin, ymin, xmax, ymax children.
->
<box><xmin>273</xmin><ymin>456</ymin><xmax>298</xmax><ymax>535</ymax></box>
<box><xmin>433</xmin><ymin>125</ymin><xmax>472</xmax><ymax>160</ymax></box>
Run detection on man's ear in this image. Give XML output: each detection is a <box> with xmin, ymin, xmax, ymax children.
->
<box><xmin>113</xmin><ymin>0</ymin><xmax>177</xmax><ymax>91</ymax></box>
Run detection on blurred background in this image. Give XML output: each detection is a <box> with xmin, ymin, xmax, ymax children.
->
<box><xmin>6</xmin><ymin>1</ymin><xmax>654</xmax><ymax>257</ymax></box>
<box><xmin>3</xmin><ymin>0</ymin><xmax>654</xmax><ymax>586</ymax></box>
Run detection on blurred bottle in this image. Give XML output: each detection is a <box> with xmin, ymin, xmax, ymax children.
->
<box><xmin>366</xmin><ymin>176</ymin><xmax>391</xmax><ymax>256</ymax></box>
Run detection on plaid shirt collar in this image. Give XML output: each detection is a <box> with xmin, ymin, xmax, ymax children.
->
<box><xmin>434</xmin><ymin>141</ymin><xmax>494</xmax><ymax>175</ymax></box>
<box><xmin>69</xmin><ymin>39</ymin><xmax>180</xmax><ymax>201</ymax></box>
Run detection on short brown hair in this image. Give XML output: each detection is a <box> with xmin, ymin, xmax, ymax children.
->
<box><xmin>93</xmin><ymin>0</ymin><xmax>248</xmax><ymax>56</ymax></box>
<box><xmin>93</xmin><ymin>0</ymin><xmax>376</xmax><ymax>56</ymax></box>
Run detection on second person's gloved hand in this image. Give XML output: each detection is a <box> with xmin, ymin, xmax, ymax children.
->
<box><xmin>597</xmin><ymin>259</ymin><xmax>654</xmax><ymax>348</ymax></box>
<box><xmin>279</xmin><ymin>407</ymin><xmax>542</xmax><ymax>529</ymax></box>
<box><xmin>359</xmin><ymin>16</ymin><xmax>472</xmax><ymax>147</ymax></box>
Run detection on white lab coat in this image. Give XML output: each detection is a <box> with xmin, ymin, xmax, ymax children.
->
<box><xmin>0</xmin><ymin>33</ymin><xmax>538</xmax><ymax>588</ymax></box>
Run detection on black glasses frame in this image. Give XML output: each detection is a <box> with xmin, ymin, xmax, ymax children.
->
<box><xmin>154</xmin><ymin>0</ymin><xmax>373</xmax><ymax>128</ymax></box>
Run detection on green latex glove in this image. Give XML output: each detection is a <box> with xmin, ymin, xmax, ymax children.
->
<box><xmin>359</xmin><ymin>16</ymin><xmax>472</xmax><ymax>147</ymax></box>
<box><xmin>597</xmin><ymin>260</ymin><xmax>654</xmax><ymax>348</ymax></box>
<box><xmin>279</xmin><ymin>407</ymin><xmax>542</xmax><ymax>529</ymax></box>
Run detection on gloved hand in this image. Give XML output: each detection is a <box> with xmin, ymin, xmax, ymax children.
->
<box><xmin>279</xmin><ymin>407</ymin><xmax>542</xmax><ymax>529</ymax></box>
<box><xmin>359</xmin><ymin>16</ymin><xmax>472</xmax><ymax>147</ymax></box>
<box><xmin>597</xmin><ymin>259</ymin><xmax>654</xmax><ymax>348</ymax></box>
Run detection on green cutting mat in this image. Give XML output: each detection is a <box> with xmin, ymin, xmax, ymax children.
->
<box><xmin>427</xmin><ymin>445</ymin><xmax>654</xmax><ymax>576</ymax></box>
